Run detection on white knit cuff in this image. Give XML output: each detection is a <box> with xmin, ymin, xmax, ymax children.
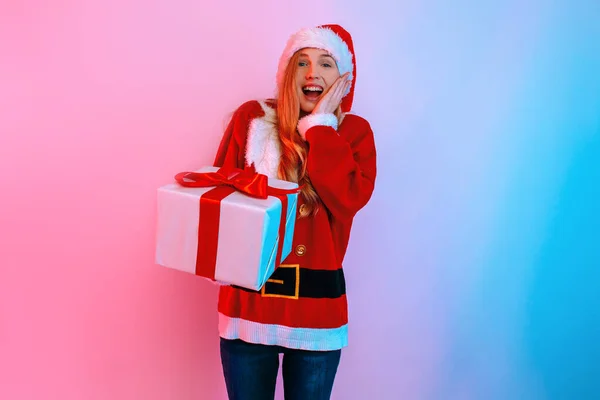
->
<box><xmin>297</xmin><ymin>113</ymin><xmax>338</xmax><ymax>140</ymax></box>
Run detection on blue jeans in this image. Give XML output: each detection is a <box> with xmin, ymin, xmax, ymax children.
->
<box><xmin>220</xmin><ymin>338</ymin><xmax>341</xmax><ymax>400</ymax></box>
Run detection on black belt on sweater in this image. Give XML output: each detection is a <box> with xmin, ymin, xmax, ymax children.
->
<box><xmin>232</xmin><ymin>266</ymin><xmax>346</xmax><ymax>299</ymax></box>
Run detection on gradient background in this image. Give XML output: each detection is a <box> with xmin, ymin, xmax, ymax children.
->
<box><xmin>1</xmin><ymin>1</ymin><xmax>599</xmax><ymax>399</ymax></box>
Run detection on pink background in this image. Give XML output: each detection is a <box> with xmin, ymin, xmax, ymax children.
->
<box><xmin>2</xmin><ymin>1</ymin><xmax>599</xmax><ymax>399</ymax></box>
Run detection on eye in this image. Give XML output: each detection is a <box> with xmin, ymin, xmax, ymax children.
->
<box><xmin>298</xmin><ymin>61</ymin><xmax>308</xmax><ymax>67</ymax></box>
<box><xmin>322</xmin><ymin>62</ymin><xmax>333</xmax><ymax>68</ymax></box>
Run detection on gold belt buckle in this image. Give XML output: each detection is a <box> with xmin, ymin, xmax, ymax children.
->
<box><xmin>261</xmin><ymin>264</ymin><xmax>300</xmax><ymax>299</ymax></box>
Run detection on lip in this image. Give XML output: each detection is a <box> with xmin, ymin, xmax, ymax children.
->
<box><xmin>302</xmin><ymin>83</ymin><xmax>324</xmax><ymax>90</ymax></box>
<box><xmin>303</xmin><ymin>95</ymin><xmax>320</xmax><ymax>103</ymax></box>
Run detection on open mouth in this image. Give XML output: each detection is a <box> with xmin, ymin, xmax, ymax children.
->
<box><xmin>302</xmin><ymin>85</ymin><xmax>323</xmax><ymax>101</ymax></box>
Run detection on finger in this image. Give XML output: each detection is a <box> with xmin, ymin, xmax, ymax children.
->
<box><xmin>320</xmin><ymin>86</ymin><xmax>341</xmax><ymax>111</ymax></box>
<box><xmin>334</xmin><ymin>84</ymin><xmax>346</xmax><ymax>104</ymax></box>
<box><xmin>335</xmin><ymin>75</ymin><xmax>350</xmax><ymax>99</ymax></box>
<box><xmin>322</xmin><ymin>78</ymin><xmax>340</xmax><ymax>99</ymax></box>
<box><xmin>334</xmin><ymin>73</ymin><xmax>349</xmax><ymax>92</ymax></box>
<box><xmin>332</xmin><ymin>73</ymin><xmax>348</xmax><ymax>90</ymax></box>
<box><xmin>338</xmin><ymin>73</ymin><xmax>351</xmax><ymax>94</ymax></box>
<box><xmin>329</xmin><ymin>75</ymin><xmax>345</xmax><ymax>97</ymax></box>
<box><xmin>328</xmin><ymin>76</ymin><xmax>348</xmax><ymax>108</ymax></box>
<box><xmin>325</xmin><ymin>77</ymin><xmax>343</xmax><ymax>98</ymax></box>
<box><xmin>344</xmin><ymin>79</ymin><xmax>352</xmax><ymax>94</ymax></box>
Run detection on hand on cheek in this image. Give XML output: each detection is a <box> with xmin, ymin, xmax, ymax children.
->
<box><xmin>313</xmin><ymin>72</ymin><xmax>351</xmax><ymax>115</ymax></box>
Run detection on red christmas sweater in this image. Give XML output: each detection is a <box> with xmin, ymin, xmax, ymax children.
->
<box><xmin>213</xmin><ymin>99</ymin><xmax>376</xmax><ymax>351</ymax></box>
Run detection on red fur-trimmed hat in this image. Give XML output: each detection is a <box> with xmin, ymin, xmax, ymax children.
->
<box><xmin>276</xmin><ymin>24</ymin><xmax>356</xmax><ymax>113</ymax></box>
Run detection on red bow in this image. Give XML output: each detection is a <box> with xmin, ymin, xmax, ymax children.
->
<box><xmin>175</xmin><ymin>166</ymin><xmax>299</xmax><ymax>199</ymax></box>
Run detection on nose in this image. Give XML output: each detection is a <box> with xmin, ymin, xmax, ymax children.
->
<box><xmin>305</xmin><ymin>64</ymin><xmax>318</xmax><ymax>80</ymax></box>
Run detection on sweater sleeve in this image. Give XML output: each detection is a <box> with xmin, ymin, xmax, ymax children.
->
<box><xmin>304</xmin><ymin>115</ymin><xmax>377</xmax><ymax>220</ymax></box>
<box><xmin>213</xmin><ymin>100</ymin><xmax>264</xmax><ymax>169</ymax></box>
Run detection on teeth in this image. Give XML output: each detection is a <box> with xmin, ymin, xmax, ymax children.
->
<box><xmin>303</xmin><ymin>86</ymin><xmax>322</xmax><ymax>92</ymax></box>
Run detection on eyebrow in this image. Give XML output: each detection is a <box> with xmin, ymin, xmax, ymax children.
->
<box><xmin>298</xmin><ymin>52</ymin><xmax>335</xmax><ymax>61</ymax></box>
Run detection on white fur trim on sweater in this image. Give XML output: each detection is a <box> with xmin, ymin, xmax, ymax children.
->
<box><xmin>277</xmin><ymin>26</ymin><xmax>354</xmax><ymax>96</ymax></box>
<box><xmin>219</xmin><ymin>313</ymin><xmax>348</xmax><ymax>351</ymax></box>
<box><xmin>245</xmin><ymin>101</ymin><xmax>281</xmax><ymax>178</ymax></box>
<box><xmin>297</xmin><ymin>113</ymin><xmax>338</xmax><ymax>140</ymax></box>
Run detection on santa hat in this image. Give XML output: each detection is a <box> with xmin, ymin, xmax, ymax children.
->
<box><xmin>276</xmin><ymin>24</ymin><xmax>356</xmax><ymax>113</ymax></box>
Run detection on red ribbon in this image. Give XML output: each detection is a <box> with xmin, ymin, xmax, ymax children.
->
<box><xmin>175</xmin><ymin>166</ymin><xmax>300</xmax><ymax>282</ymax></box>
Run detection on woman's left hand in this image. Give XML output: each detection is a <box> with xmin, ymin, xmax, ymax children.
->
<box><xmin>312</xmin><ymin>72</ymin><xmax>351</xmax><ymax>114</ymax></box>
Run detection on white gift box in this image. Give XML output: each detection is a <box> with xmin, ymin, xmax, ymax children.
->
<box><xmin>155</xmin><ymin>166</ymin><xmax>298</xmax><ymax>290</ymax></box>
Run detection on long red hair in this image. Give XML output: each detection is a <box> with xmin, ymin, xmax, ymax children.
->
<box><xmin>276</xmin><ymin>51</ymin><xmax>341</xmax><ymax>216</ymax></box>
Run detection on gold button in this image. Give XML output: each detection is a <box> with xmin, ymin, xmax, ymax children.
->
<box><xmin>295</xmin><ymin>244</ymin><xmax>306</xmax><ymax>256</ymax></box>
<box><xmin>299</xmin><ymin>204</ymin><xmax>308</xmax><ymax>217</ymax></box>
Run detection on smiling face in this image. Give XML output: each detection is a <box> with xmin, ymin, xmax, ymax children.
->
<box><xmin>295</xmin><ymin>48</ymin><xmax>341</xmax><ymax>113</ymax></box>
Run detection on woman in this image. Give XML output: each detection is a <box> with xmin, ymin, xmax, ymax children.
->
<box><xmin>213</xmin><ymin>24</ymin><xmax>377</xmax><ymax>400</ymax></box>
